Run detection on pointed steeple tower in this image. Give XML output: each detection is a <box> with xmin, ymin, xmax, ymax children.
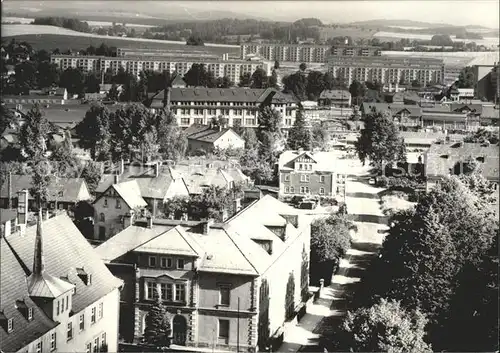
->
<box><xmin>32</xmin><ymin>209</ymin><xmax>44</xmax><ymax>276</ymax></box>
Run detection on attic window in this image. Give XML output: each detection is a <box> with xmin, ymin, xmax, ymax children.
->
<box><xmin>76</xmin><ymin>268</ymin><xmax>91</xmax><ymax>286</ymax></box>
<box><xmin>58</xmin><ymin>191</ymin><xmax>63</xmax><ymax>197</ymax></box>
<box><xmin>476</xmin><ymin>156</ymin><xmax>485</xmax><ymax>163</ymax></box>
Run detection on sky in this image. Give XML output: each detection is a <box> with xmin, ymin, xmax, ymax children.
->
<box><xmin>176</xmin><ymin>0</ymin><xmax>500</xmax><ymax>28</ymax></box>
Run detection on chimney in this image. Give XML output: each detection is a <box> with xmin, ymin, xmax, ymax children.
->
<box><xmin>165</xmin><ymin>87</ymin><xmax>172</xmax><ymax>111</ymax></box>
<box><xmin>154</xmin><ymin>161</ymin><xmax>160</xmax><ymax>178</ymax></box>
<box><xmin>147</xmin><ymin>215</ymin><xmax>153</xmax><ymax>229</ymax></box>
<box><xmin>233</xmin><ymin>198</ymin><xmax>242</xmax><ymax>213</ymax></box>
<box><xmin>203</xmin><ymin>219</ymin><xmax>214</xmax><ymax>235</ymax></box>
<box><xmin>7</xmin><ymin>172</ymin><xmax>12</xmax><ymax>209</ymax></box>
<box><xmin>16</xmin><ymin>189</ymin><xmax>29</xmax><ymax>226</ymax></box>
<box><xmin>119</xmin><ymin>159</ymin><xmax>125</xmax><ymax>175</ymax></box>
<box><xmin>114</xmin><ymin>174</ymin><xmax>119</xmax><ymax>184</ymax></box>
<box><xmin>123</xmin><ymin>210</ymin><xmax>134</xmax><ymax>228</ymax></box>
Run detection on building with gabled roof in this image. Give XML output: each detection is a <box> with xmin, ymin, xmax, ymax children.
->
<box><xmin>95</xmin><ymin>195</ymin><xmax>311</xmax><ymax>352</ymax></box>
<box><xmin>1</xmin><ymin>211</ymin><xmax>123</xmax><ymax>353</ymax></box>
<box><xmin>184</xmin><ymin>124</ymin><xmax>245</xmax><ymax>153</ymax></box>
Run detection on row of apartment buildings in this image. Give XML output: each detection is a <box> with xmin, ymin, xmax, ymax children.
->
<box><xmin>327</xmin><ymin>55</ymin><xmax>445</xmax><ymax>86</ymax></box>
<box><xmin>50</xmin><ymin>55</ymin><xmax>270</xmax><ymax>86</ymax></box>
<box><xmin>240</xmin><ymin>43</ymin><xmax>331</xmax><ymax>63</ymax></box>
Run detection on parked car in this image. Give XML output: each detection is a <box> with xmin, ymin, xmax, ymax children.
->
<box><xmin>298</xmin><ymin>200</ymin><xmax>317</xmax><ymax>210</ymax></box>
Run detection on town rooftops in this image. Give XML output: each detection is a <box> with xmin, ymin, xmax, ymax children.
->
<box><xmin>1</xmin><ymin>213</ymin><xmax>122</xmax><ymax>352</ymax></box>
<box><xmin>319</xmin><ymin>89</ymin><xmax>351</xmax><ymax>100</ymax></box>
<box><xmin>425</xmin><ymin>142</ymin><xmax>500</xmax><ymax>181</ymax></box>
<box><xmin>184</xmin><ymin>124</ymin><xmax>243</xmax><ymax>144</ymax></box>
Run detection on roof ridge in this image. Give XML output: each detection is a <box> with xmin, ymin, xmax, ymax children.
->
<box><xmin>174</xmin><ymin>226</ymin><xmax>202</xmax><ymax>256</ymax></box>
<box><xmin>223</xmin><ymin>227</ymin><xmax>260</xmax><ymax>275</ymax></box>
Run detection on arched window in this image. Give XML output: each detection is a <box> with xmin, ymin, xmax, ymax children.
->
<box><xmin>100</xmin><ymin>213</ymin><xmax>105</xmax><ymax>222</ymax></box>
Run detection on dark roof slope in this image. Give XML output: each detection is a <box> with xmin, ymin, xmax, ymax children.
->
<box><xmin>0</xmin><ymin>176</ymin><xmax>87</xmax><ymax>202</ymax></box>
<box><xmin>184</xmin><ymin>124</ymin><xmax>242</xmax><ymax>143</ymax></box>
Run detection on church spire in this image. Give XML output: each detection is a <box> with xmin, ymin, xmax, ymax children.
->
<box><xmin>32</xmin><ymin>209</ymin><xmax>44</xmax><ymax>275</ymax></box>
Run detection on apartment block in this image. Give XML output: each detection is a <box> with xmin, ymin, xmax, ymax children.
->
<box><xmin>1</xmin><ymin>211</ymin><xmax>123</xmax><ymax>353</ymax></box>
<box><xmin>330</xmin><ymin>45</ymin><xmax>382</xmax><ymax>57</ymax></box>
<box><xmin>116</xmin><ymin>47</ymin><xmax>226</xmax><ymax>60</ymax></box>
<box><xmin>146</xmin><ymin>87</ymin><xmax>299</xmax><ymax>130</ymax></box>
<box><xmin>95</xmin><ymin>195</ymin><xmax>311</xmax><ymax>352</ymax></box>
<box><xmin>50</xmin><ymin>55</ymin><xmax>269</xmax><ymax>85</ymax></box>
<box><xmin>328</xmin><ymin>55</ymin><xmax>445</xmax><ymax>86</ymax></box>
<box><xmin>240</xmin><ymin>43</ymin><xmax>330</xmax><ymax>63</ymax></box>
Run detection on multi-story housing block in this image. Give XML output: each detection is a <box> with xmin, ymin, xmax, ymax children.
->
<box><xmin>1</xmin><ymin>211</ymin><xmax>123</xmax><ymax>353</ymax></box>
<box><xmin>328</xmin><ymin>56</ymin><xmax>445</xmax><ymax>86</ymax></box>
<box><xmin>240</xmin><ymin>43</ymin><xmax>331</xmax><ymax>63</ymax></box>
<box><xmin>278</xmin><ymin>151</ymin><xmax>348</xmax><ymax>199</ymax></box>
<box><xmin>50</xmin><ymin>55</ymin><xmax>268</xmax><ymax>85</ymax></box>
<box><xmin>95</xmin><ymin>195</ymin><xmax>311</xmax><ymax>352</ymax></box>
<box><xmin>330</xmin><ymin>45</ymin><xmax>381</xmax><ymax>57</ymax></box>
<box><xmin>116</xmin><ymin>47</ymin><xmax>226</xmax><ymax>60</ymax></box>
<box><xmin>146</xmin><ymin>87</ymin><xmax>299</xmax><ymax>130</ymax></box>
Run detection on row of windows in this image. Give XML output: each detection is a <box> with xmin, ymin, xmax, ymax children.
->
<box><xmin>85</xmin><ymin>332</ymin><xmax>107</xmax><ymax>353</ymax></box>
<box><xmin>149</xmin><ymin>255</ymin><xmax>185</xmax><ymax>269</ymax></box>
<box><xmin>145</xmin><ymin>281</ymin><xmax>186</xmax><ymax>302</ymax></box>
<box><xmin>284</xmin><ymin>186</ymin><xmax>325</xmax><ymax>194</ymax></box>
<box><xmin>103</xmin><ymin>198</ymin><xmax>121</xmax><ymax>209</ymax></box>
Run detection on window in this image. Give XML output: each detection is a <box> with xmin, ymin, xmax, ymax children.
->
<box><xmin>300</xmin><ymin>186</ymin><xmax>305</xmax><ymax>194</ymax></box>
<box><xmin>99</xmin><ymin>213</ymin><xmax>105</xmax><ymax>222</ymax></box>
<box><xmin>219</xmin><ymin>287</ymin><xmax>230</xmax><ymax>306</ymax></box>
<box><xmin>300</xmin><ymin>174</ymin><xmax>310</xmax><ymax>182</ymax></box>
<box><xmin>50</xmin><ymin>332</ymin><xmax>56</xmax><ymax>351</ymax></box>
<box><xmin>160</xmin><ymin>257</ymin><xmax>172</xmax><ymax>268</ymax></box>
<box><xmin>98</xmin><ymin>303</ymin><xmax>103</xmax><ymax>319</ymax></box>
<box><xmin>7</xmin><ymin>318</ymin><xmax>13</xmax><ymax>333</ymax></box>
<box><xmin>177</xmin><ymin>258</ymin><xmax>185</xmax><ymax>269</ymax></box>
<box><xmin>103</xmin><ymin>198</ymin><xmax>108</xmax><ymax>207</ymax></box>
<box><xmin>28</xmin><ymin>307</ymin><xmax>33</xmax><ymax>321</ymax></box>
<box><xmin>218</xmin><ymin>319</ymin><xmax>229</xmax><ymax>343</ymax></box>
<box><xmin>79</xmin><ymin>313</ymin><xmax>85</xmax><ymax>331</ymax></box>
<box><xmin>175</xmin><ymin>284</ymin><xmax>186</xmax><ymax>302</ymax></box>
<box><xmin>61</xmin><ymin>297</ymin><xmax>65</xmax><ymax>313</ymax></box>
<box><xmin>319</xmin><ymin>187</ymin><xmax>325</xmax><ymax>195</ymax></box>
<box><xmin>181</xmin><ymin>118</ymin><xmax>190</xmax><ymax>125</ymax></box>
<box><xmin>146</xmin><ymin>281</ymin><xmax>156</xmax><ymax>300</ymax></box>
<box><xmin>299</xmin><ymin>163</ymin><xmax>303</xmax><ymax>170</ymax></box>
<box><xmin>290</xmin><ymin>187</ymin><xmax>295</xmax><ymax>193</ymax></box>
<box><xmin>101</xmin><ymin>332</ymin><xmax>107</xmax><ymax>348</ymax></box>
<box><xmin>149</xmin><ymin>256</ymin><xmax>157</xmax><ymax>267</ymax></box>
<box><xmin>320</xmin><ymin>175</ymin><xmax>325</xmax><ymax>183</ymax></box>
<box><xmin>284</xmin><ymin>174</ymin><xmax>290</xmax><ymax>181</ymax></box>
<box><xmin>66</xmin><ymin>295</ymin><xmax>69</xmax><ymax>311</ymax></box>
<box><xmin>285</xmin><ymin>186</ymin><xmax>289</xmax><ymax>193</ymax></box>
<box><xmin>93</xmin><ymin>337</ymin><xmax>99</xmax><ymax>353</ymax></box>
<box><xmin>115</xmin><ymin>199</ymin><xmax>121</xmax><ymax>209</ymax></box>
<box><xmin>36</xmin><ymin>342</ymin><xmax>42</xmax><ymax>353</ymax></box>
<box><xmin>91</xmin><ymin>307</ymin><xmax>96</xmax><ymax>324</ymax></box>
<box><xmin>67</xmin><ymin>322</ymin><xmax>73</xmax><ymax>340</ymax></box>
<box><xmin>86</xmin><ymin>343</ymin><xmax>92</xmax><ymax>353</ymax></box>
<box><xmin>57</xmin><ymin>300</ymin><xmax>60</xmax><ymax>315</ymax></box>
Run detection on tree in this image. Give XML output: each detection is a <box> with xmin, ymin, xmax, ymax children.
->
<box><xmin>19</xmin><ymin>105</ymin><xmax>50</xmax><ymax>160</ymax></box>
<box><xmin>355</xmin><ymin>111</ymin><xmax>406</xmax><ymax>169</ymax></box>
<box><xmin>464</xmin><ymin>128</ymin><xmax>499</xmax><ymax>144</ymax></box>
<box><xmin>241</xmin><ymin>127</ymin><xmax>259</xmax><ymax>149</ymax></box>
<box><xmin>186</xmin><ymin>35</ymin><xmax>204</xmax><ymax>46</ymax></box>
<box><xmin>50</xmin><ymin>130</ymin><xmax>79</xmax><ymax>177</ymax></box>
<box><xmin>268</xmin><ymin>69</ymin><xmax>278</xmax><ymax>89</ymax></box>
<box><xmin>322</xmin><ymin>72</ymin><xmax>335</xmax><ymax>90</ymax></box>
<box><xmin>354</xmin><ymin>177</ymin><xmax>498</xmax><ymax>349</ymax></box>
<box><xmin>190</xmin><ymin>185</ymin><xmax>232</xmax><ymax>221</ymax></box>
<box><xmin>216</xmin><ymin>76</ymin><xmax>233</xmax><ymax>88</ymax></box>
<box><xmin>239</xmin><ymin>148</ymin><xmax>274</xmax><ymax>184</ymax></box>
<box><xmin>0</xmin><ymin>103</ymin><xmax>15</xmax><ymax>134</ymax></box>
<box><xmin>335</xmin><ymin>299</ymin><xmax>432</xmax><ymax>353</ymax></box>
<box><xmin>287</xmin><ymin>109</ymin><xmax>311</xmax><ymax>150</ymax></box>
<box><xmin>306</xmin><ymin>70</ymin><xmax>324</xmax><ymax>100</ymax></box>
<box><xmin>282</xmin><ymin>72</ymin><xmax>307</xmax><ymax>101</ymax></box>
<box><xmin>456</xmin><ymin>66</ymin><xmax>475</xmax><ymax>88</ymax></box>
<box><xmin>31</xmin><ymin>159</ymin><xmax>51</xmax><ymax>209</ymax></box>
<box><xmin>37</xmin><ymin>61</ymin><xmax>60</xmax><ymax>88</ymax></box>
<box><xmin>59</xmin><ymin>67</ymin><xmax>85</xmax><ymax>96</ymax></box>
<box><xmin>349</xmin><ymin>80</ymin><xmax>366</xmax><ymax>106</ymax></box>
<box><xmin>144</xmin><ymin>292</ymin><xmax>171</xmax><ymax>347</ymax></box>
<box><xmin>81</xmin><ymin>161</ymin><xmax>103</xmax><ymax>195</ymax></box>
<box><xmin>183</xmin><ymin>63</ymin><xmax>216</xmax><ymax>88</ymax></box>
<box><xmin>299</xmin><ymin>63</ymin><xmax>307</xmax><ymax>72</ymax></box>
<box><xmin>284</xmin><ymin>272</ymin><xmax>296</xmax><ymax>320</ymax></box>
<box><xmin>274</xmin><ymin>60</ymin><xmax>280</xmax><ymax>70</ymax></box>
<box><xmin>157</xmin><ymin>110</ymin><xmax>187</xmax><ymax>162</ymax></box>
<box><xmin>76</xmin><ymin>104</ymin><xmax>111</xmax><ymax>160</ymax></box>
<box><xmin>14</xmin><ymin>61</ymin><xmax>38</xmax><ymax>93</ymax></box>
<box><xmin>163</xmin><ymin>196</ymin><xmax>190</xmax><ymax>219</ymax></box>
<box><xmin>250</xmin><ymin>67</ymin><xmax>268</xmax><ymax>89</ymax></box>
<box><xmin>458</xmin><ymin>172</ymin><xmax>497</xmax><ymax>204</ymax></box>
<box><xmin>238</xmin><ymin>72</ymin><xmax>252</xmax><ymax>87</ymax></box>
<box><xmin>311</xmin><ymin>123</ymin><xmax>329</xmax><ymax>150</ymax></box>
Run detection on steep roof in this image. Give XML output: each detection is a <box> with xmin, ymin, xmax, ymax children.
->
<box><xmin>1</xmin><ymin>214</ymin><xmax>122</xmax><ymax>352</ymax></box>
<box><xmin>319</xmin><ymin>89</ymin><xmax>351</xmax><ymax>100</ymax></box>
<box><xmin>184</xmin><ymin>124</ymin><xmax>242</xmax><ymax>144</ymax></box>
<box><xmin>154</xmin><ymin>87</ymin><xmax>274</xmax><ymax>104</ymax></box>
<box><xmin>171</xmin><ymin>74</ymin><xmax>187</xmax><ymax>88</ymax></box>
<box><xmin>112</xmin><ymin>180</ymin><xmax>148</xmax><ymax>208</ymax></box>
<box><xmin>134</xmin><ymin>226</ymin><xmax>203</xmax><ymax>257</ymax></box>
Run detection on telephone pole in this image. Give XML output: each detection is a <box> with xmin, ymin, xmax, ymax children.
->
<box><xmin>237</xmin><ymin>297</ymin><xmax>240</xmax><ymax>352</ymax></box>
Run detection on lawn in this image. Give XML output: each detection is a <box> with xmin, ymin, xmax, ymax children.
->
<box><xmin>380</xmin><ymin>191</ymin><xmax>416</xmax><ymax>216</ymax></box>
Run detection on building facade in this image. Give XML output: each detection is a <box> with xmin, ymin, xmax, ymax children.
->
<box><xmin>184</xmin><ymin>124</ymin><xmax>245</xmax><ymax>153</ymax></box>
<box><xmin>240</xmin><ymin>43</ymin><xmax>330</xmax><ymax>63</ymax></box>
<box><xmin>96</xmin><ymin>196</ymin><xmax>311</xmax><ymax>352</ymax></box>
<box><xmin>1</xmin><ymin>212</ymin><xmax>123</xmax><ymax>353</ymax></box>
<box><xmin>147</xmin><ymin>87</ymin><xmax>299</xmax><ymax>130</ymax></box>
<box><xmin>330</xmin><ymin>45</ymin><xmax>382</xmax><ymax>57</ymax></box>
<box><xmin>278</xmin><ymin>151</ymin><xmax>347</xmax><ymax>199</ymax></box>
<box><xmin>328</xmin><ymin>56</ymin><xmax>445</xmax><ymax>86</ymax></box>
<box><xmin>50</xmin><ymin>55</ymin><xmax>268</xmax><ymax>86</ymax></box>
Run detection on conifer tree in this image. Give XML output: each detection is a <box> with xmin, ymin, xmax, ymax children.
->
<box><xmin>144</xmin><ymin>288</ymin><xmax>171</xmax><ymax>347</ymax></box>
<box><xmin>287</xmin><ymin>109</ymin><xmax>311</xmax><ymax>150</ymax></box>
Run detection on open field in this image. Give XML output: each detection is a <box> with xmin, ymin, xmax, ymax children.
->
<box><xmin>374</xmin><ymin>31</ymin><xmax>499</xmax><ymax>47</ymax></box>
<box><xmin>2</xmin><ymin>16</ymin><xmax>156</xmax><ymax>28</ymax></box>
<box><xmin>1</xmin><ymin>24</ymin><xmax>240</xmax><ymax>55</ymax></box>
<box><xmin>319</xmin><ymin>26</ymin><xmax>377</xmax><ymax>41</ymax></box>
<box><xmin>382</xmin><ymin>51</ymin><xmax>500</xmax><ymax>67</ymax></box>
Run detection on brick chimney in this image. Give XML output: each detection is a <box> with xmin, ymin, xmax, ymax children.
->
<box><xmin>114</xmin><ymin>174</ymin><xmax>119</xmax><ymax>184</ymax></box>
<box><xmin>154</xmin><ymin>161</ymin><xmax>160</xmax><ymax>178</ymax></box>
<box><xmin>202</xmin><ymin>219</ymin><xmax>214</xmax><ymax>235</ymax></box>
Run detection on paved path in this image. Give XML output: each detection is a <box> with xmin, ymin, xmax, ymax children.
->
<box><xmin>277</xmin><ymin>165</ymin><xmax>388</xmax><ymax>353</ymax></box>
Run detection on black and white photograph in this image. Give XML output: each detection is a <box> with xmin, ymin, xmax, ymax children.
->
<box><xmin>0</xmin><ymin>1</ymin><xmax>498</xmax><ymax>352</ymax></box>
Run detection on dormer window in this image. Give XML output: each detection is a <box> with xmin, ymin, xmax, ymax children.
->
<box><xmin>28</xmin><ymin>307</ymin><xmax>33</xmax><ymax>321</ymax></box>
<box><xmin>77</xmin><ymin>268</ymin><xmax>91</xmax><ymax>285</ymax></box>
<box><xmin>58</xmin><ymin>191</ymin><xmax>63</xmax><ymax>197</ymax></box>
<box><xmin>7</xmin><ymin>318</ymin><xmax>13</xmax><ymax>333</ymax></box>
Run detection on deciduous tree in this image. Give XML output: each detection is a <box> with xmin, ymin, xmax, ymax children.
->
<box><xmin>287</xmin><ymin>109</ymin><xmax>311</xmax><ymax>150</ymax></box>
<box><xmin>19</xmin><ymin>105</ymin><xmax>50</xmax><ymax>160</ymax></box>
<box><xmin>76</xmin><ymin>104</ymin><xmax>111</xmax><ymax>160</ymax></box>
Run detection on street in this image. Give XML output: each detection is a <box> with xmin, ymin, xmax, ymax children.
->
<box><xmin>278</xmin><ymin>162</ymin><xmax>389</xmax><ymax>352</ymax></box>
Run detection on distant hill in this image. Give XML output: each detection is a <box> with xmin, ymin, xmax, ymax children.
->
<box><xmin>349</xmin><ymin>19</ymin><xmax>497</xmax><ymax>30</ymax></box>
<box><xmin>293</xmin><ymin>18</ymin><xmax>323</xmax><ymax>27</ymax></box>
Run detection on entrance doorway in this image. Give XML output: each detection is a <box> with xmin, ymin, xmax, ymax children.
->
<box><xmin>172</xmin><ymin>315</ymin><xmax>187</xmax><ymax>345</ymax></box>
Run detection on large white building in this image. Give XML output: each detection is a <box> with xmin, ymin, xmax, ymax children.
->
<box><xmin>146</xmin><ymin>87</ymin><xmax>299</xmax><ymax>130</ymax></box>
<box><xmin>327</xmin><ymin>55</ymin><xmax>445</xmax><ymax>86</ymax></box>
<box><xmin>240</xmin><ymin>43</ymin><xmax>330</xmax><ymax>63</ymax></box>
<box><xmin>50</xmin><ymin>55</ymin><xmax>270</xmax><ymax>86</ymax></box>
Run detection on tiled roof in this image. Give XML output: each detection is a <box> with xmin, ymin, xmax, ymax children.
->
<box><xmin>172</xmin><ymin>163</ymin><xmax>235</xmax><ymax>194</ymax></box>
<box><xmin>184</xmin><ymin>124</ymin><xmax>241</xmax><ymax>144</ymax></box>
<box><xmin>171</xmin><ymin>75</ymin><xmax>187</xmax><ymax>87</ymax></box>
<box><xmin>319</xmin><ymin>89</ymin><xmax>351</xmax><ymax>100</ymax></box>
<box><xmin>0</xmin><ymin>209</ymin><xmax>17</xmax><ymax>223</ymax></box>
<box><xmin>480</xmin><ymin>105</ymin><xmax>499</xmax><ymax>119</ymax></box>
<box><xmin>426</xmin><ymin>142</ymin><xmax>500</xmax><ymax>180</ymax></box>
<box><xmin>0</xmin><ymin>176</ymin><xmax>89</xmax><ymax>202</ymax></box>
<box><xmin>1</xmin><ymin>214</ymin><xmax>122</xmax><ymax>352</ymax></box>
<box><xmin>134</xmin><ymin>226</ymin><xmax>203</xmax><ymax>257</ymax></box>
